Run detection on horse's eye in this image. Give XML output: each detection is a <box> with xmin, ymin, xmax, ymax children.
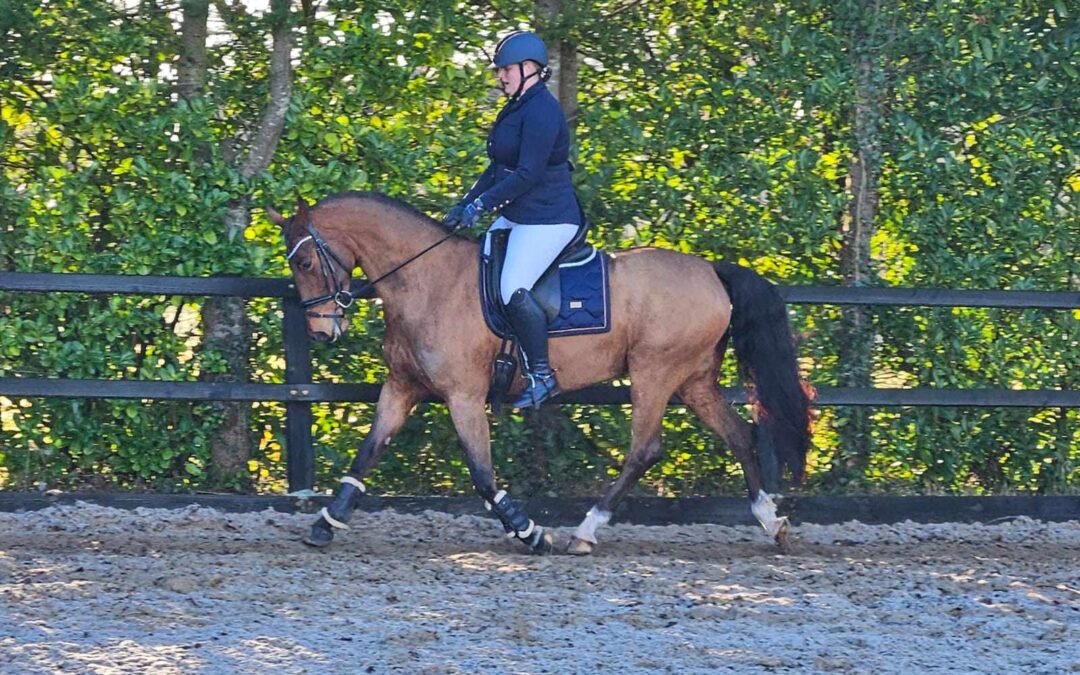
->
<box><xmin>299</xmin><ymin>259</ymin><xmax>314</xmax><ymax>272</ymax></box>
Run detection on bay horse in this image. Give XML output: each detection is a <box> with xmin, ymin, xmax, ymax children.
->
<box><xmin>266</xmin><ymin>191</ymin><xmax>811</xmax><ymax>555</ymax></box>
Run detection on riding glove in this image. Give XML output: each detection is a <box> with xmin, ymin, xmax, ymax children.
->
<box><xmin>442</xmin><ymin>204</ymin><xmax>465</xmax><ymax>229</ymax></box>
<box><xmin>459</xmin><ymin>198</ymin><xmax>485</xmax><ymax>229</ymax></box>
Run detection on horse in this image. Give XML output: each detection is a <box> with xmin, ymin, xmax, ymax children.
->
<box><xmin>266</xmin><ymin>191</ymin><xmax>812</xmax><ymax>555</ymax></box>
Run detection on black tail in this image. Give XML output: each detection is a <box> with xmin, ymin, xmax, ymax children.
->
<box><xmin>714</xmin><ymin>262</ymin><xmax>811</xmax><ymax>492</ymax></box>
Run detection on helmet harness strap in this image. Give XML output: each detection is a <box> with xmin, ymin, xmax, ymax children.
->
<box><xmin>511</xmin><ymin>62</ymin><xmax>543</xmax><ymax>100</ymax></box>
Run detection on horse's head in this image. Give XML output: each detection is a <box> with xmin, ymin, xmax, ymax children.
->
<box><xmin>267</xmin><ymin>198</ymin><xmax>355</xmax><ymax>343</ymax></box>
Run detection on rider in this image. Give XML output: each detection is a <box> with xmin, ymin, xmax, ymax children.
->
<box><xmin>444</xmin><ymin>31</ymin><xmax>583</xmax><ymax>409</ymax></box>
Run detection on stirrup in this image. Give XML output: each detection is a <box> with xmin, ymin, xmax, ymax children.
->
<box><xmin>511</xmin><ymin>372</ymin><xmax>560</xmax><ymax>409</ymax></box>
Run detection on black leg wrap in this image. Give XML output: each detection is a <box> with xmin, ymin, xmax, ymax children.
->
<box><xmin>488</xmin><ymin>491</ymin><xmax>550</xmax><ymax>552</ymax></box>
<box><xmin>302</xmin><ymin>479</ymin><xmax>365</xmax><ymax>548</ymax></box>
<box><xmin>490</xmin><ymin>492</ymin><xmax>531</xmax><ymax>534</ymax></box>
<box><xmin>326</xmin><ymin>481</ymin><xmax>364</xmax><ymax>525</ymax></box>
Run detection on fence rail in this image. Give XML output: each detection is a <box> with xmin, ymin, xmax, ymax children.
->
<box><xmin>2</xmin><ymin>379</ymin><xmax>1079</xmax><ymax>408</ymax></box>
<box><xmin>2</xmin><ymin>271</ymin><xmax>1078</xmax><ymax>492</ymax></box>
<box><xmin>3</xmin><ymin>271</ymin><xmax>1079</xmax><ymax>307</ymax></box>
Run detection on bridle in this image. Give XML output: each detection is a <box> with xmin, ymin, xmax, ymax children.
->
<box><xmin>287</xmin><ymin>220</ymin><xmax>355</xmax><ymax>320</ymax></box>
<box><xmin>287</xmin><ymin>217</ymin><xmax>455</xmax><ymax>322</ymax></box>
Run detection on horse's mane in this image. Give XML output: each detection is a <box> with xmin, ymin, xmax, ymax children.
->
<box><xmin>317</xmin><ymin>190</ymin><xmax>452</xmax><ymax>234</ymax></box>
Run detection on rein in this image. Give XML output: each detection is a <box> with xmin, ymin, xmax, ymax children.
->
<box><xmin>288</xmin><ymin>219</ymin><xmax>455</xmax><ymax>319</ymax></box>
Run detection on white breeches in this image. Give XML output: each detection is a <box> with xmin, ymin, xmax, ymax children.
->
<box><xmin>487</xmin><ymin>217</ymin><xmax>579</xmax><ymax>305</ymax></box>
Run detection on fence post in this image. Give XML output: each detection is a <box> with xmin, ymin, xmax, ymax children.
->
<box><xmin>283</xmin><ymin>295</ymin><xmax>315</xmax><ymax>493</ymax></box>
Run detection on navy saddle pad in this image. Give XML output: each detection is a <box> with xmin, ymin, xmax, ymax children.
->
<box><xmin>480</xmin><ymin>230</ymin><xmax>612</xmax><ymax>339</ymax></box>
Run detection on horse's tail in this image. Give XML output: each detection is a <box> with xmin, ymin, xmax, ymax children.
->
<box><xmin>713</xmin><ymin>262</ymin><xmax>811</xmax><ymax>492</ymax></box>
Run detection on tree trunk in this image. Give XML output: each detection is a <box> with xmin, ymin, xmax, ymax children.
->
<box><xmin>535</xmin><ymin>0</ymin><xmax>579</xmax><ymax>135</ymax></box>
<box><xmin>177</xmin><ymin>0</ymin><xmax>208</xmax><ymax>101</ymax></box>
<box><xmin>831</xmin><ymin>1</ymin><xmax>885</xmax><ymax>487</ymax></box>
<box><xmin>181</xmin><ymin>0</ymin><xmax>294</xmax><ymax>488</ymax></box>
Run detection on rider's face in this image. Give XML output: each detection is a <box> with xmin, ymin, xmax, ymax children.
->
<box><xmin>495</xmin><ymin>65</ymin><xmax>520</xmax><ymax>95</ymax></box>
<box><xmin>495</xmin><ymin>62</ymin><xmax>537</xmax><ymax>96</ymax></box>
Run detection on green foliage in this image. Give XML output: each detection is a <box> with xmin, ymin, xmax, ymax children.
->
<box><xmin>2</xmin><ymin>0</ymin><xmax>1077</xmax><ymax>495</ymax></box>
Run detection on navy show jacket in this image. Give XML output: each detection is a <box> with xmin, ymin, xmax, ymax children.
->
<box><xmin>462</xmin><ymin>83</ymin><xmax>582</xmax><ymax>225</ymax></box>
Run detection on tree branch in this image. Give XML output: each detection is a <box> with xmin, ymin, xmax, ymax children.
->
<box><xmin>237</xmin><ymin>0</ymin><xmax>293</xmax><ymax>180</ymax></box>
<box><xmin>212</xmin><ymin>0</ymin><xmax>252</xmax><ymax>32</ymax></box>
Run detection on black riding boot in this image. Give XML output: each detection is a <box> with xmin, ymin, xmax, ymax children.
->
<box><xmin>506</xmin><ymin>288</ymin><xmax>560</xmax><ymax>409</ymax></box>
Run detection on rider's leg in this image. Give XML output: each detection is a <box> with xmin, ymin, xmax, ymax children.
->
<box><xmin>498</xmin><ymin>222</ymin><xmax>579</xmax><ymax>306</ymax></box>
<box><xmin>504</xmin><ymin>288</ymin><xmax>559</xmax><ymax>408</ymax></box>
<box><xmin>499</xmin><ymin>223</ymin><xmax>578</xmax><ymax>409</ymax></box>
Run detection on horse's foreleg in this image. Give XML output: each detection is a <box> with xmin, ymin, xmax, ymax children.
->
<box><xmin>303</xmin><ymin>378</ymin><xmax>423</xmax><ymax>548</ymax></box>
<box><xmin>679</xmin><ymin>379</ymin><xmax>789</xmax><ymax>549</ymax></box>
<box><xmin>568</xmin><ymin>387</ymin><xmax>668</xmax><ymax>555</ymax></box>
<box><xmin>448</xmin><ymin>395</ymin><xmax>552</xmax><ymax>553</ymax></box>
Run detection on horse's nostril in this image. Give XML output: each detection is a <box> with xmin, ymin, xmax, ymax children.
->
<box><xmin>308</xmin><ymin>330</ymin><xmax>331</xmax><ymax>343</ymax></box>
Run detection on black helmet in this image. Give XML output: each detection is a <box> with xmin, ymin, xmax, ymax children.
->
<box><xmin>492</xmin><ymin>31</ymin><xmax>549</xmax><ymax>68</ymax></box>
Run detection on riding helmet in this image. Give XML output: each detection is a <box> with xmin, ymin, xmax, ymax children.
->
<box><xmin>492</xmin><ymin>31</ymin><xmax>549</xmax><ymax>68</ymax></box>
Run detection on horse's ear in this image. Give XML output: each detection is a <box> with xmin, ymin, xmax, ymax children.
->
<box><xmin>265</xmin><ymin>207</ymin><xmax>287</xmax><ymax>227</ymax></box>
<box><xmin>295</xmin><ymin>195</ymin><xmax>311</xmax><ymax>218</ymax></box>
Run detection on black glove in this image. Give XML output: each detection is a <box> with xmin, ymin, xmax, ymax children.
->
<box><xmin>442</xmin><ymin>204</ymin><xmax>465</xmax><ymax>230</ymax></box>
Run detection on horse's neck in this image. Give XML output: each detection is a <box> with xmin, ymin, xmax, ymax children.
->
<box><xmin>331</xmin><ymin>200</ymin><xmax>472</xmax><ymax>303</ymax></box>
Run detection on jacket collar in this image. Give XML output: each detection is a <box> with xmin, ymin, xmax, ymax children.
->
<box><xmin>507</xmin><ymin>82</ymin><xmax>547</xmax><ymax>109</ymax></box>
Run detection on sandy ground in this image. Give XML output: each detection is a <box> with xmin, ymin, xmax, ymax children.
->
<box><xmin>1</xmin><ymin>503</ymin><xmax>1078</xmax><ymax>674</ymax></box>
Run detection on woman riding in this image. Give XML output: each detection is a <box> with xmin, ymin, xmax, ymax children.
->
<box><xmin>443</xmin><ymin>31</ymin><xmax>584</xmax><ymax>410</ymax></box>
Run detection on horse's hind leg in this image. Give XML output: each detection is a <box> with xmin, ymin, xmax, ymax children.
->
<box><xmin>677</xmin><ymin>376</ymin><xmax>790</xmax><ymax>550</ymax></box>
<box><xmin>567</xmin><ymin>383</ymin><xmax>670</xmax><ymax>555</ymax></box>
<box><xmin>304</xmin><ymin>378</ymin><xmax>424</xmax><ymax>548</ymax></box>
<box><xmin>447</xmin><ymin>394</ymin><xmax>552</xmax><ymax>553</ymax></box>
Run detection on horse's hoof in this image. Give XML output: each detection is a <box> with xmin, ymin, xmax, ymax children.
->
<box><xmin>565</xmin><ymin>536</ymin><xmax>595</xmax><ymax>556</ymax></box>
<box><xmin>302</xmin><ymin>518</ymin><xmax>335</xmax><ymax>548</ymax></box>
<box><xmin>774</xmin><ymin>519</ymin><xmax>792</xmax><ymax>554</ymax></box>
<box><xmin>530</xmin><ymin>529</ymin><xmax>555</xmax><ymax>555</ymax></box>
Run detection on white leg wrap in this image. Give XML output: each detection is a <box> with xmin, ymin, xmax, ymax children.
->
<box><xmin>573</xmin><ymin>506</ymin><xmax>611</xmax><ymax>545</ymax></box>
<box><xmin>751</xmin><ymin>491</ymin><xmax>788</xmax><ymax>538</ymax></box>
<box><xmin>507</xmin><ymin>520</ymin><xmax>536</xmax><ymax>539</ymax></box>
<box><xmin>340</xmin><ymin>476</ymin><xmax>366</xmax><ymax>492</ymax></box>
<box><xmin>484</xmin><ymin>489</ymin><xmax>508</xmax><ymax>511</ymax></box>
<box><xmin>320</xmin><ymin>507</ymin><xmax>350</xmax><ymax>530</ymax></box>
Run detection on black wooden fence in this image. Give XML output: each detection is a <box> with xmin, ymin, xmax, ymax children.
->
<box><xmin>1</xmin><ymin>271</ymin><xmax>1078</xmax><ymax>492</ymax></box>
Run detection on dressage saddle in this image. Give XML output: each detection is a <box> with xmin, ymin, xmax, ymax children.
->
<box><xmin>480</xmin><ymin>221</ymin><xmax>594</xmax><ymax>332</ymax></box>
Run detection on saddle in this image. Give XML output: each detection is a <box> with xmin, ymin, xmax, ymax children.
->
<box><xmin>480</xmin><ymin>224</ymin><xmax>610</xmax><ymax>338</ymax></box>
<box><xmin>479</xmin><ymin>221</ymin><xmax>612</xmax><ymax>409</ymax></box>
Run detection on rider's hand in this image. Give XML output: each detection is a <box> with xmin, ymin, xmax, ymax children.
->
<box><xmin>442</xmin><ymin>204</ymin><xmax>465</xmax><ymax>230</ymax></box>
<box><xmin>460</xmin><ymin>198</ymin><xmax>485</xmax><ymax>229</ymax></box>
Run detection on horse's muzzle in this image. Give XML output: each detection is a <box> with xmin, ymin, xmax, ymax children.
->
<box><xmin>307</xmin><ymin>315</ymin><xmax>347</xmax><ymax>343</ymax></box>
